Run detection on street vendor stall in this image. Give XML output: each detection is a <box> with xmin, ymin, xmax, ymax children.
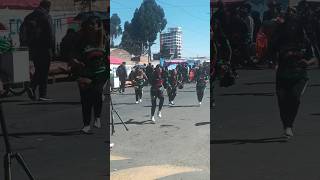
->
<box><xmin>163</xmin><ymin>59</ymin><xmax>188</xmax><ymax>68</ymax></box>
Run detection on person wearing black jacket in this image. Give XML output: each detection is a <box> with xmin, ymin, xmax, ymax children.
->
<box><xmin>270</xmin><ymin>7</ymin><xmax>317</xmax><ymax>138</ymax></box>
<box><xmin>116</xmin><ymin>62</ymin><xmax>127</xmax><ymax>93</ymax></box>
<box><xmin>145</xmin><ymin>63</ymin><xmax>154</xmax><ymax>85</ymax></box>
<box><xmin>60</xmin><ymin>28</ymin><xmax>78</xmax><ymax>62</ymax></box>
<box><xmin>24</xmin><ymin>0</ymin><xmax>55</xmax><ymax>101</ymax></box>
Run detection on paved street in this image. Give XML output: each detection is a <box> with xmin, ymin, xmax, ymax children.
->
<box><xmin>110</xmin><ymin>83</ymin><xmax>210</xmax><ymax>180</ymax></box>
<box><xmin>0</xmin><ymin>82</ymin><xmax>107</xmax><ymax>180</ymax></box>
<box><xmin>212</xmin><ymin>69</ymin><xmax>320</xmax><ymax>180</ymax></box>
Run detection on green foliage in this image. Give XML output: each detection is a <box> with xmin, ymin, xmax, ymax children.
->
<box><xmin>121</xmin><ymin>0</ymin><xmax>167</xmax><ymax>59</ymax></box>
<box><xmin>120</xmin><ymin>21</ymin><xmax>143</xmax><ymax>56</ymax></box>
<box><xmin>110</xmin><ymin>13</ymin><xmax>122</xmax><ymax>47</ymax></box>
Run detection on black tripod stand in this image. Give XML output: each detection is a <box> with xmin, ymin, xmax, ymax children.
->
<box><xmin>109</xmin><ymin>95</ymin><xmax>128</xmax><ymax>135</ymax></box>
<box><xmin>0</xmin><ymin>103</ymin><xmax>35</xmax><ymax>180</ymax></box>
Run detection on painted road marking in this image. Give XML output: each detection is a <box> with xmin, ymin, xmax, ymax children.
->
<box><xmin>110</xmin><ymin>164</ymin><xmax>202</xmax><ymax>180</ymax></box>
<box><xmin>110</xmin><ymin>155</ymin><xmax>130</xmax><ymax>161</ymax></box>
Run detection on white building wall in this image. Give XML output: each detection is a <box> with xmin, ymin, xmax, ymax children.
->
<box><xmin>160</xmin><ymin>27</ymin><xmax>182</xmax><ymax>58</ymax></box>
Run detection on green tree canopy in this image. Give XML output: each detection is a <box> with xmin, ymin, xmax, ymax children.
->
<box><xmin>110</xmin><ymin>13</ymin><xmax>122</xmax><ymax>47</ymax></box>
<box><xmin>120</xmin><ymin>21</ymin><xmax>143</xmax><ymax>56</ymax></box>
<box><xmin>129</xmin><ymin>0</ymin><xmax>167</xmax><ymax>61</ymax></box>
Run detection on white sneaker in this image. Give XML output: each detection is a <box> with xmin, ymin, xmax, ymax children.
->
<box><xmin>110</xmin><ymin>142</ymin><xmax>114</xmax><ymax>149</ymax></box>
<box><xmin>171</xmin><ymin>101</ymin><xmax>174</xmax><ymax>105</ymax></box>
<box><xmin>94</xmin><ymin>118</ymin><xmax>101</xmax><ymax>128</ymax></box>
<box><xmin>81</xmin><ymin>125</ymin><xmax>91</xmax><ymax>133</ymax></box>
<box><xmin>199</xmin><ymin>102</ymin><xmax>202</xmax><ymax>105</ymax></box>
<box><xmin>139</xmin><ymin>99</ymin><xmax>142</xmax><ymax>102</ymax></box>
<box><xmin>151</xmin><ymin>116</ymin><xmax>155</xmax><ymax>122</ymax></box>
<box><xmin>284</xmin><ymin>127</ymin><xmax>294</xmax><ymax>137</ymax></box>
<box><xmin>136</xmin><ymin>101</ymin><xmax>139</xmax><ymax>104</ymax></box>
<box><xmin>157</xmin><ymin>111</ymin><xmax>162</xmax><ymax>118</ymax></box>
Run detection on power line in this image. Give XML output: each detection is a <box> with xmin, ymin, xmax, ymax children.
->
<box><xmin>155</xmin><ymin>0</ymin><xmax>210</xmax><ymax>22</ymax></box>
<box><xmin>110</xmin><ymin>0</ymin><xmax>136</xmax><ymax>10</ymax></box>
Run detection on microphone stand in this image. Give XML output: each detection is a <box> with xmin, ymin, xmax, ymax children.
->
<box><xmin>0</xmin><ymin>102</ymin><xmax>35</xmax><ymax>180</ymax></box>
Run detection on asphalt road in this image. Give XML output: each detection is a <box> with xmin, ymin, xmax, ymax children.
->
<box><xmin>212</xmin><ymin>69</ymin><xmax>320</xmax><ymax>180</ymax></box>
<box><xmin>0</xmin><ymin>82</ymin><xmax>108</xmax><ymax>180</ymax></box>
<box><xmin>110</xmin><ymin>83</ymin><xmax>210</xmax><ymax>180</ymax></box>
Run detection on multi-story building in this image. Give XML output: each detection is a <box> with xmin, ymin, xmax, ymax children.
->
<box><xmin>160</xmin><ymin>27</ymin><xmax>182</xmax><ymax>58</ymax></box>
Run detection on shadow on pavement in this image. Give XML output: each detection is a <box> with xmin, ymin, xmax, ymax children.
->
<box><xmin>311</xmin><ymin>113</ymin><xmax>320</xmax><ymax>116</ymax></box>
<box><xmin>113</xmin><ymin>102</ymin><xmax>137</xmax><ymax>105</ymax></box>
<box><xmin>114</xmin><ymin>119</ymin><xmax>154</xmax><ymax>125</ymax></box>
<box><xmin>0</xmin><ymin>130</ymin><xmax>84</xmax><ymax>138</ymax></box>
<box><xmin>219</xmin><ymin>92</ymin><xmax>274</xmax><ymax>96</ymax></box>
<box><xmin>308</xmin><ymin>84</ymin><xmax>320</xmax><ymax>87</ymax></box>
<box><xmin>116</xmin><ymin>93</ymin><xmax>135</xmax><ymax>96</ymax></box>
<box><xmin>144</xmin><ymin>105</ymin><xmax>171</xmax><ymax>107</ymax></box>
<box><xmin>1</xmin><ymin>100</ymin><xmax>29</xmax><ymax>103</ymax></box>
<box><xmin>168</xmin><ymin>105</ymin><xmax>200</xmax><ymax>108</ymax></box>
<box><xmin>244</xmin><ymin>82</ymin><xmax>275</xmax><ymax>86</ymax></box>
<box><xmin>195</xmin><ymin>122</ymin><xmax>210</xmax><ymax>126</ymax></box>
<box><xmin>211</xmin><ymin>137</ymin><xmax>288</xmax><ymax>145</ymax></box>
<box><xmin>160</xmin><ymin>124</ymin><xmax>174</xmax><ymax>128</ymax></box>
<box><xmin>18</xmin><ymin>101</ymin><xmax>81</xmax><ymax>106</ymax></box>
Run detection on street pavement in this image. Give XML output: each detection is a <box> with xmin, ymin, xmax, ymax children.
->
<box><xmin>212</xmin><ymin>69</ymin><xmax>320</xmax><ymax>180</ymax></box>
<box><xmin>0</xmin><ymin>82</ymin><xmax>107</xmax><ymax>180</ymax></box>
<box><xmin>110</xmin><ymin>83</ymin><xmax>210</xmax><ymax>180</ymax></box>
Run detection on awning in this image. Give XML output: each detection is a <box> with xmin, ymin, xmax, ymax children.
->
<box><xmin>0</xmin><ymin>0</ymin><xmax>40</xmax><ymax>10</ymax></box>
<box><xmin>110</xmin><ymin>56</ymin><xmax>123</xmax><ymax>65</ymax></box>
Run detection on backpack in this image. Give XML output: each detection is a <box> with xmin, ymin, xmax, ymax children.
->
<box><xmin>19</xmin><ymin>12</ymin><xmax>39</xmax><ymax>47</ymax></box>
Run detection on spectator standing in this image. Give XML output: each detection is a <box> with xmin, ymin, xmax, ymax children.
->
<box><xmin>116</xmin><ymin>62</ymin><xmax>127</xmax><ymax>93</ymax></box>
<box><xmin>21</xmin><ymin>0</ymin><xmax>55</xmax><ymax>101</ymax></box>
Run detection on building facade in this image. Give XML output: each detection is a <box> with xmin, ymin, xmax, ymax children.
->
<box><xmin>160</xmin><ymin>27</ymin><xmax>182</xmax><ymax>58</ymax></box>
<box><xmin>0</xmin><ymin>0</ymin><xmax>108</xmax><ymax>55</ymax></box>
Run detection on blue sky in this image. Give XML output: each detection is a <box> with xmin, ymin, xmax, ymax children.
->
<box><xmin>110</xmin><ymin>0</ymin><xmax>210</xmax><ymax>58</ymax></box>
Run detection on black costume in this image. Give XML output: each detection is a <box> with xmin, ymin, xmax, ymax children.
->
<box><xmin>270</xmin><ymin>10</ymin><xmax>315</xmax><ymax>130</ymax></box>
<box><xmin>195</xmin><ymin>66</ymin><xmax>208</xmax><ymax>104</ymax></box>
<box><xmin>150</xmin><ymin>67</ymin><xmax>166</xmax><ymax>117</ymax></box>
<box><xmin>133</xmin><ymin>68</ymin><xmax>147</xmax><ymax>102</ymax></box>
<box><xmin>167</xmin><ymin>69</ymin><xmax>179</xmax><ymax>104</ymax></box>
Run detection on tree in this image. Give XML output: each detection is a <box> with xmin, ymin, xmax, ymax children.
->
<box><xmin>129</xmin><ymin>0</ymin><xmax>167</xmax><ymax>62</ymax></box>
<box><xmin>110</xmin><ymin>13</ymin><xmax>122</xmax><ymax>47</ymax></box>
<box><xmin>120</xmin><ymin>21</ymin><xmax>143</xmax><ymax>56</ymax></box>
